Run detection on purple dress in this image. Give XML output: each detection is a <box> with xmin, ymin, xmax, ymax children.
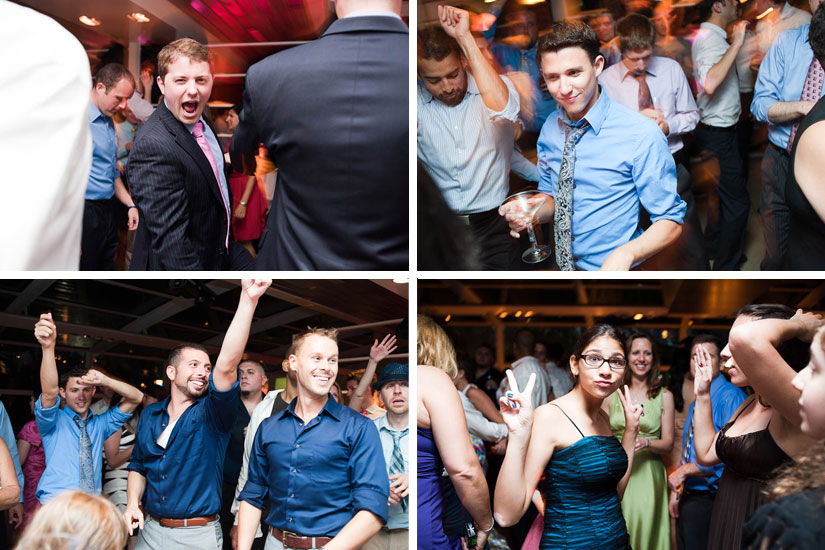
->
<box><xmin>418</xmin><ymin>427</ymin><xmax>461</xmax><ymax>550</ymax></box>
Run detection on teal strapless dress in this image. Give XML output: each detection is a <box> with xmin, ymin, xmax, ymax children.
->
<box><xmin>537</xmin><ymin>435</ymin><xmax>631</xmax><ymax>549</ymax></box>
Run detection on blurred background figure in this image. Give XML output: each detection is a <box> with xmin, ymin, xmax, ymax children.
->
<box><xmin>0</xmin><ymin>1</ymin><xmax>91</xmax><ymax>270</ymax></box>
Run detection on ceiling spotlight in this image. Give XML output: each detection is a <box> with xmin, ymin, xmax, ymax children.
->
<box><xmin>499</xmin><ymin>311</ymin><xmax>508</xmax><ymax>319</ymax></box>
<box><xmin>756</xmin><ymin>7</ymin><xmax>774</xmax><ymax>20</ymax></box>
<box><xmin>661</xmin><ymin>330</ymin><xmax>669</xmax><ymax>339</ymax></box>
<box><xmin>79</xmin><ymin>15</ymin><xmax>101</xmax><ymax>26</ymax></box>
<box><xmin>525</xmin><ymin>311</ymin><xmax>534</xmax><ymax>317</ymax></box>
<box><xmin>127</xmin><ymin>13</ymin><xmax>150</xmax><ymax>23</ymax></box>
<box><xmin>445</xmin><ymin>315</ymin><xmax>451</xmax><ymax>322</ymax></box>
<box><xmin>515</xmin><ymin>310</ymin><xmax>523</xmax><ymax>318</ymax></box>
<box><xmin>633</xmin><ymin>313</ymin><xmax>644</xmax><ymax>321</ymax></box>
<box><xmin>392</xmin><ymin>278</ymin><xmax>408</xmax><ymax>284</ymax></box>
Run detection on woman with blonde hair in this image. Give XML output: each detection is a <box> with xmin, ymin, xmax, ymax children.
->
<box><xmin>15</xmin><ymin>491</ymin><xmax>127</xmax><ymax>550</ymax></box>
<box><xmin>417</xmin><ymin>315</ymin><xmax>493</xmax><ymax>550</ymax></box>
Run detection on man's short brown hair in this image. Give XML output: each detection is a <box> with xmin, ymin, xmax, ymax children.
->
<box><xmin>158</xmin><ymin>38</ymin><xmax>211</xmax><ymax>81</ymax></box>
<box><xmin>291</xmin><ymin>328</ymin><xmax>339</xmax><ymax>355</ymax></box>
<box><xmin>536</xmin><ymin>20</ymin><xmax>602</xmax><ymax>66</ymax></box>
<box><xmin>616</xmin><ymin>13</ymin><xmax>656</xmax><ymax>53</ymax></box>
<box><xmin>418</xmin><ymin>25</ymin><xmax>460</xmax><ymax>62</ymax></box>
<box><xmin>93</xmin><ymin>63</ymin><xmax>136</xmax><ymax>92</ymax></box>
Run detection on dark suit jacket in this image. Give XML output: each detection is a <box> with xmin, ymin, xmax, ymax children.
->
<box><xmin>230</xmin><ymin>15</ymin><xmax>409</xmax><ymax>270</ymax></box>
<box><xmin>127</xmin><ymin>101</ymin><xmax>252</xmax><ymax>270</ymax></box>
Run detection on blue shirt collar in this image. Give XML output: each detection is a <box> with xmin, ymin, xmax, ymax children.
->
<box><xmin>559</xmin><ymin>85</ymin><xmax>609</xmax><ymax>135</ymax></box>
<box><xmin>88</xmin><ymin>100</ymin><xmax>108</xmax><ymax>124</ymax></box>
<box><xmin>284</xmin><ymin>395</ymin><xmax>343</xmax><ymax>422</ymax></box>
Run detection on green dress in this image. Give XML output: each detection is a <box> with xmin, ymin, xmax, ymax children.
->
<box><xmin>609</xmin><ymin>390</ymin><xmax>671</xmax><ymax>550</ymax></box>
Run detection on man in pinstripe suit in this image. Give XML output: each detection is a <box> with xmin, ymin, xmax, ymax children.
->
<box><xmin>418</xmin><ymin>6</ymin><xmax>522</xmax><ymax>270</ymax></box>
<box><xmin>127</xmin><ymin>38</ymin><xmax>252</xmax><ymax>270</ymax></box>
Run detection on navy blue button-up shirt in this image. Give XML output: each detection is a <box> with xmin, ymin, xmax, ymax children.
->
<box><xmin>128</xmin><ymin>374</ymin><xmax>239</xmax><ymax>518</ymax></box>
<box><xmin>239</xmin><ymin>396</ymin><xmax>388</xmax><ymax>537</ymax></box>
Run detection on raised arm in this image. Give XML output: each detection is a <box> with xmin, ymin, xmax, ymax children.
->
<box><xmin>440</xmin><ymin>5</ymin><xmax>509</xmax><ymax>111</ymax></box>
<box><xmin>699</xmin><ymin>21</ymin><xmax>747</xmax><ymax>96</ymax></box>
<box><xmin>494</xmin><ymin>370</ymin><xmax>552</xmax><ymax>527</ymax></box>
<box><xmin>76</xmin><ymin>370</ymin><xmax>143</xmax><ymax>414</ymax></box>
<box><xmin>349</xmin><ymin>334</ymin><xmax>397</xmax><ymax>411</ymax></box>
<box><xmin>213</xmin><ymin>279</ymin><xmax>272</xmax><ymax>391</ymax></box>
<box><xmin>615</xmin><ymin>386</ymin><xmax>644</xmax><ymax>498</ymax></box>
<box><xmin>728</xmin><ymin>311</ymin><xmax>825</xmax><ymax>426</ymax></box>
<box><xmin>422</xmin><ymin>366</ymin><xmax>492</xmax><ymax>549</ymax></box>
<box><xmin>34</xmin><ymin>313</ymin><xmax>59</xmax><ymax>409</ymax></box>
<box><xmin>691</xmin><ymin>346</ymin><xmax>722</xmax><ymax>466</ymax></box>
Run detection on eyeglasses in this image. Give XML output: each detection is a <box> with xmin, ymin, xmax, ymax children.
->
<box><xmin>578</xmin><ymin>354</ymin><xmax>627</xmax><ymax>370</ymax></box>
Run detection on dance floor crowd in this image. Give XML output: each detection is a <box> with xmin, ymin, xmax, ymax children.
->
<box><xmin>417</xmin><ymin>305</ymin><xmax>825</xmax><ymax>550</ymax></box>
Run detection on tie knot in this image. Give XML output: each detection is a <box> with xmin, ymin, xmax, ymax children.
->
<box><xmin>192</xmin><ymin>121</ymin><xmax>204</xmax><ymax>138</ymax></box>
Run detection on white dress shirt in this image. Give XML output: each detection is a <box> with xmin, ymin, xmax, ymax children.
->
<box><xmin>693</xmin><ymin>22</ymin><xmax>742</xmax><ymax>127</ymax></box>
<box><xmin>459</xmin><ymin>384</ymin><xmax>508</xmax><ymax>443</ymax></box>
<box><xmin>599</xmin><ymin>56</ymin><xmax>700</xmax><ymax>153</ymax></box>
<box><xmin>418</xmin><ymin>72</ymin><xmax>520</xmax><ymax>214</ymax></box>
<box><xmin>0</xmin><ymin>2</ymin><xmax>92</xmax><ymax>270</ymax></box>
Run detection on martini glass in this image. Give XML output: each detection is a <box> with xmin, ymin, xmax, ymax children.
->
<box><xmin>500</xmin><ymin>190</ymin><xmax>552</xmax><ymax>264</ymax></box>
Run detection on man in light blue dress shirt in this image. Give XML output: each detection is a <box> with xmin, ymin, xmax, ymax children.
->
<box><xmin>600</xmin><ymin>14</ymin><xmax>705</xmax><ymax>270</ymax></box>
<box><xmin>502</xmin><ymin>20</ymin><xmax>685</xmax><ymax>271</ymax></box>
<box><xmin>751</xmin><ymin>0</ymin><xmax>824</xmax><ymax>270</ymax></box>
<box><xmin>364</xmin><ymin>363</ymin><xmax>408</xmax><ymax>550</ymax></box>
<box><xmin>33</xmin><ymin>312</ymin><xmax>143</xmax><ymax>504</ymax></box>
<box><xmin>83</xmin><ymin>63</ymin><xmax>139</xmax><ymax>270</ymax></box>
<box><xmin>418</xmin><ymin>6</ymin><xmax>522</xmax><ymax>270</ymax></box>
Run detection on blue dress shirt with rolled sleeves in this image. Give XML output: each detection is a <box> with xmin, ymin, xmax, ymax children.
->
<box><xmin>86</xmin><ymin>101</ymin><xmax>119</xmax><ymax>200</ymax></box>
<box><xmin>128</xmin><ymin>374</ymin><xmax>239</xmax><ymax>518</ymax></box>
<box><xmin>599</xmin><ymin>56</ymin><xmax>700</xmax><ymax>154</ymax></box>
<box><xmin>680</xmin><ymin>375</ymin><xmax>747</xmax><ymax>492</ymax></box>
<box><xmin>239</xmin><ymin>396</ymin><xmax>389</xmax><ymax>537</ymax></box>
<box><xmin>35</xmin><ymin>395</ymin><xmax>131</xmax><ymax>503</ymax></box>
<box><xmin>0</xmin><ymin>400</ymin><xmax>24</xmax><ymax>502</ymax></box>
<box><xmin>751</xmin><ymin>25</ymin><xmax>825</xmax><ymax>149</ymax></box>
<box><xmin>537</xmin><ymin>89</ymin><xmax>686</xmax><ymax>270</ymax></box>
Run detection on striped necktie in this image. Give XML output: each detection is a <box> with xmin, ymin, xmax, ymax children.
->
<box><xmin>389</xmin><ymin>430</ymin><xmax>407</xmax><ymax>512</ymax></box>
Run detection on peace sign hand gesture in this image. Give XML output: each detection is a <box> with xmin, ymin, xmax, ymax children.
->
<box><xmin>498</xmin><ymin>370</ymin><xmax>536</xmax><ymax>435</ymax></box>
<box><xmin>617</xmin><ymin>384</ymin><xmax>643</xmax><ymax>437</ymax></box>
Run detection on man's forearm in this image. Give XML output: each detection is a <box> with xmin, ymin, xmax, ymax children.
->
<box><xmin>214</xmin><ymin>294</ymin><xmax>259</xmax><ymax>389</ymax></box>
<box><xmin>107</xmin><ymin>377</ymin><xmax>144</xmax><ymax>413</ymax></box>
<box><xmin>40</xmin><ymin>347</ymin><xmax>58</xmax><ymax>405</ymax></box>
<box><xmin>237</xmin><ymin>500</ymin><xmax>263</xmax><ymax>550</ymax></box>
<box><xmin>612</xmin><ymin>219</ymin><xmax>681</xmax><ymax>266</ymax></box>
<box><xmin>535</xmin><ymin>196</ymin><xmax>556</xmax><ymax>225</ymax></box>
<box><xmin>456</xmin><ymin>32</ymin><xmax>508</xmax><ymax>111</ymax></box>
<box><xmin>325</xmin><ymin>510</ymin><xmax>383</xmax><ymax>550</ymax></box>
<box><xmin>126</xmin><ymin>470</ymin><xmax>146</xmax><ymax>508</ymax></box>
<box><xmin>113</xmin><ymin>177</ymin><xmax>135</xmax><ymax>207</ymax></box>
<box><xmin>767</xmin><ymin>100</ymin><xmax>813</xmax><ymax>124</ymax></box>
<box><xmin>703</xmin><ymin>44</ymin><xmax>742</xmax><ymax>96</ymax></box>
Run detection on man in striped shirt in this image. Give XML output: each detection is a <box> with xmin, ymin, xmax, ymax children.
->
<box><xmin>418</xmin><ymin>5</ymin><xmax>522</xmax><ymax>270</ymax></box>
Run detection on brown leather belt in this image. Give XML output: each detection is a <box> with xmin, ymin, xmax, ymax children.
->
<box><xmin>270</xmin><ymin>526</ymin><xmax>332</xmax><ymax>549</ymax></box>
<box><xmin>151</xmin><ymin>514</ymin><xmax>217</xmax><ymax>527</ymax></box>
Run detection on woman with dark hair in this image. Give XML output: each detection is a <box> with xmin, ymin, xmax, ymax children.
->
<box><xmin>494</xmin><ymin>324</ymin><xmax>643</xmax><ymax>550</ymax></box>
<box><xmin>692</xmin><ymin>304</ymin><xmax>824</xmax><ymax>550</ymax></box>
<box><xmin>606</xmin><ymin>331</ymin><xmax>674</xmax><ymax>550</ymax></box>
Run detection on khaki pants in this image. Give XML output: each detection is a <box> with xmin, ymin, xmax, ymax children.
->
<box><xmin>361</xmin><ymin>527</ymin><xmax>409</xmax><ymax>550</ymax></box>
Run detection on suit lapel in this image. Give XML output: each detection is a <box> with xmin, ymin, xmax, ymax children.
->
<box><xmin>158</xmin><ymin>102</ymin><xmax>224</xmax><ymax>206</ymax></box>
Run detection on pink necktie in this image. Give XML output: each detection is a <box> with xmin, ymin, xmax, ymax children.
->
<box><xmin>192</xmin><ymin>121</ymin><xmax>230</xmax><ymax>249</ymax></box>
<box><xmin>787</xmin><ymin>57</ymin><xmax>824</xmax><ymax>152</ymax></box>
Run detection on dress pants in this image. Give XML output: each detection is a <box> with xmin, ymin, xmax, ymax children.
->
<box><xmin>695</xmin><ymin>123</ymin><xmax>749</xmax><ymax>270</ymax></box>
<box><xmin>80</xmin><ymin>198</ymin><xmax>117</xmax><ymax>271</ymax></box>
<box><xmin>759</xmin><ymin>143</ymin><xmax>790</xmax><ymax>270</ymax></box>
<box><xmin>465</xmin><ymin>209</ymin><xmax>521</xmax><ymax>270</ymax></box>
<box><xmin>676</xmin><ymin>491</ymin><xmax>715</xmax><ymax>550</ymax></box>
<box><xmin>135</xmin><ymin>517</ymin><xmax>222</xmax><ymax>550</ymax></box>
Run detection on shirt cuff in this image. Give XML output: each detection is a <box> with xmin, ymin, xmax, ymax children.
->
<box><xmin>238</xmin><ymin>480</ymin><xmax>267</xmax><ymax>511</ymax></box>
<box><xmin>352</xmin><ymin>487</ymin><xmax>389</xmax><ymax>525</ymax></box>
<box><xmin>126</xmin><ymin>461</ymin><xmax>146</xmax><ymax>476</ymax></box>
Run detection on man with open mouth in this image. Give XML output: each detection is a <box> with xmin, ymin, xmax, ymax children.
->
<box><xmin>127</xmin><ymin>38</ymin><xmax>253</xmax><ymax>271</ymax></box>
<box><xmin>236</xmin><ymin>328</ymin><xmax>389</xmax><ymax>550</ymax></box>
<box><xmin>123</xmin><ymin>279</ymin><xmax>271</xmax><ymax>550</ymax></box>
